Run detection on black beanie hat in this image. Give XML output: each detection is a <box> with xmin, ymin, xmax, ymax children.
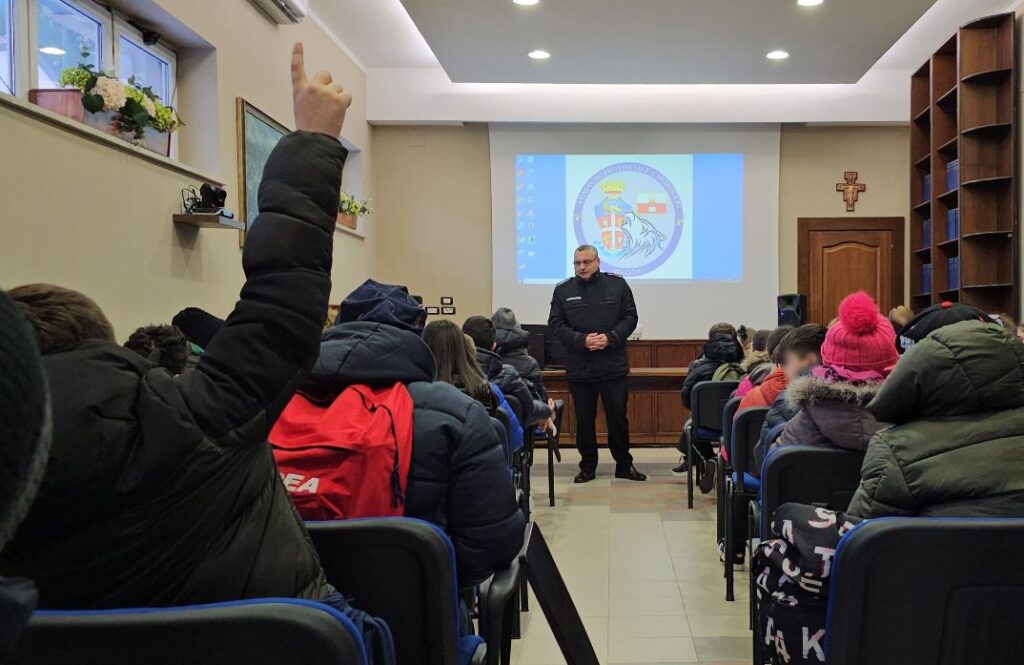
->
<box><xmin>171</xmin><ymin>307</ymin><xmax>225</xmax><ymax>349</ymax></box>
<box><xmin>0</xmin><ymin>289</ymin><xmax>51</xmax><ymax>551</ymax></box>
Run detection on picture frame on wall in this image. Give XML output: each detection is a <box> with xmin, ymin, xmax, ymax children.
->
<box><xmin>236</xmin><ymin>98</ymin><xmax>290</xmax><ymax>247</ymax></box>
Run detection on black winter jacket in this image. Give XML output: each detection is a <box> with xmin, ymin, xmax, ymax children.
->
<box><xmin>0</xmin><ymin>132</ymin><xmax>345</xmax><ymax>608</ymax></box>
<box><xmin>476</xmin><ymin>348</ymin><xmax>550</xmax><ymax>427</ymax></box>
<box><xmin>304</xmin><ymin>322</ymin><xmax>525</xmax><ymax>586</ymax></box>
<box><xmin>848</xmin><ymin>321</ymin><xmax>1024</xmax><ymax>519</ymax></box>
<box><xmin>682</xmin><ymin>331</ymin><xmax>744</xmax><ymax>409</ymax></box>
<box><xmin>495</xmin><ymin>326</ymin><xmax>547</xmax><ymax>402</ymax></box>
<box><xmin>548</xmin><ymin>271</ymin><xmax>638</xmax><ymax>382</ymax></box>
<box><xmin>753</xmin><ymin>388</ymin><xmax>800</xmax><ymax>474</ymax></box>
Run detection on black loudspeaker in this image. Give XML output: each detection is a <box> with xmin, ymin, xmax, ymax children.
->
<box><xmin>778</xmin><ymin>294</ymin><xmax>807</xmax><ymax>326</ymax></box>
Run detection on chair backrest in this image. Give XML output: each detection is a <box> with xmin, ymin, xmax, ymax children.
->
<box><xmin>730</xmin><ymin>407</ymin><xmax>768</xmax><ymax>483</ymax></box>
<box><xmin>16</xmin><ymin>599</ymin><xmax>367</xmax><ymax>665</ymax></box>
<box><xmin>690</xmin><ymin>380</ymin><xmax>740</xmax><ymax>432</ymax></box>
<box><xmin>307</xmin><ymin>518</ymin><xmax>462</xmax><ymax>665</ymax></box>
<box><xmin>759</xmin><ymin>446</ymin><xmax>863</xmax><ymax>539</ymax></box>
<box><xmin>719</xmin><ymin>396</ymin><xmax>743</xmax><ymax>457</ymax></box>
<box><xmin>827</xmin><ymin>517</ymin><xmax>1024</xmax><ymax>665</ymax></box>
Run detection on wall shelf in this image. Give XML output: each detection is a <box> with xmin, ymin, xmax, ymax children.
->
<box><xmin>937</xmin><ymin>136</ymin><xmax>959</xmax><ymax>155</ymax></box>
<box><xmin>962</xmin><ymin>67</ymin><xmax>1012</xmax><ymax>84</ymax></box>
<box><xmin>173</xmin><ymin>213</ymin><xmax>245</xmax><ymax>230</ymax></box>
<box><xmin>961</xmin><ymin>122</ymin><xmax>1012</xmax><ymax>136</ymax></box>
<box><xmin>913</xmin><ymin>106</ymin><xmax>931</xmax><ymax>123</ymax></box>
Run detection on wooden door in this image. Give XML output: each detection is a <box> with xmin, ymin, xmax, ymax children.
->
<box><xmin>798</xmin><ymin>218</ymin><xmax>905</xmax><ymax>325</ymax></box>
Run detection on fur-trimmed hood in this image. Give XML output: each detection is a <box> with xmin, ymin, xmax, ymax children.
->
<box><xmin>741</xmin><ymin>350</ymin><xmax>770</xmax><ymax>372</ymax></box>
<box><xmin>786</xmin><ymin>374</ymin><xmax>883</xmax><ymax>409</ymax></box>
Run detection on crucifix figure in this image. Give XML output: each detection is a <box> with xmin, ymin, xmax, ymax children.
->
<box><xmin>836</xmin><ymin>171</ymin><xmax>866</xmax><ymax>212</ymax></box>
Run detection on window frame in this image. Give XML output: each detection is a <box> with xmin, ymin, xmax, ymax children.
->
<box><xmin>113</xmin><ymin>14</ymin><xmax>176</xmax><ymax>106</ymax></box>
<box><xmin>27</xmin><ymin>0</ymin><xmax>113</xmax><ymax>90</ymax></box>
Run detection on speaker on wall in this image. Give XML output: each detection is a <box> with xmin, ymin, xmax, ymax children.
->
<box><xmin>778</xmin><ymin>294</ymin><xmax>807</xmax><ymax>326</ymax></box>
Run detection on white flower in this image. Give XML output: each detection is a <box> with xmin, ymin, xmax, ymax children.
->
<box><xmin>140</xmin><ymin>95</ymin><xmax>157</xmax><ymax>118</ymax></box>
<box><xmin>92</xmin><ymin>76</ymin><xmax>127</xmax><ymax>111</ymax></box>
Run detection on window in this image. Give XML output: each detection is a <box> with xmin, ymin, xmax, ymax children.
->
<box><xmin>0</xmin><ymin>0</ymin><xmax>12</xmax><ymax>94</ymax></box>
<box><xmin>35</xmin><ymin>0</ymin><xmax>102</xmax><ymax>88</ymax></box>
<box><xmin>116</xmin><ymin>26</ymin><xmax>174</xmax><ymax>105</ymax></box>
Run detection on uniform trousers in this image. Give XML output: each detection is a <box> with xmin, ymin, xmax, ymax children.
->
<box><xmin>570</xmin><ymin>376</ymin><xmax>633</xmax><ymax>473</ymax></box>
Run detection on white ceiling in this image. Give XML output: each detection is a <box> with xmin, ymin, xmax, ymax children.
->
<box><xmin>309</xmin><ymin>0</ymin><xmax>1020</xmax><ymax>123</ymax></box>
<box><xmin>396</xmin><ymin>0</ymin><xmax>938</xmax><ymax>85</ymax></box>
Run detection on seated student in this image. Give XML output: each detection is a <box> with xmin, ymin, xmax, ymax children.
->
<box><xmin>771</xmin><ymin>292</ymin><xmax>894</xmax><ymax>456</ymax></box>
<box><xmin>735</xmin><ymin>328</ymin><xmax>771</xmax><ymax>398</ymax></box>
<box><xmin>0</xmin><ymin>290</ymin><xmax>51</xmax><ymax>659</ymax></box>
<box><xmin>123</xmin><ymin>324</ymin><xmax>190</xmax><ymax>375</ymax></box>
<box><xmin>888</xmin><ymin>304</ymin><xmax>914</xmax><ymax>331</ymax></box>
<box><xmin>270</xmin><ymin>286</ymin><xmax>525</xmax><ymax>587</ymax></box>
<box><xmin>0</xmin><ymin>45</ymin><xmax>366</xmax><ymax>617</ymax></box>
<box><xmin>752</xmin><ymin>323</ymin><xmax>828</xmax><ymax>473</ymax></box>
<box><xmin>735</xmin><ymin>325</ymin><xmax>798</xmax><ymax>413</ymax></box>
<box><xmin>463</xmin><ymin>315</ymin><xmax>553</xmax><ymax>429</ymax></box>
<box><xmin>755</xmin><ymin>319</ymin><xmax>1024</xmax><ymax>665</ymax></box>
<box><xmin>492</xmin><ymin>307</ymin><xmax>548</xmax><ymax>401</ymax></box>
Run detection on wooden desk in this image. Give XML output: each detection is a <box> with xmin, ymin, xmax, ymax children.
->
<box><xmin>542</xmin><ymin>367</ymin><xmax>689</xmax><ymax>446</ymax></box>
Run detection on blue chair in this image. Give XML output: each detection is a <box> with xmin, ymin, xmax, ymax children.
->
<box><xmin>15</xmin><ymin>598</ymin><xmax>368</xmax><ymax>665</ymax></box>
<box><xmin>683</xmin><ymin>380</ymin><xmax>739</xmax><ymax>509</ymax></box>
<box><xmin>715</xmin><ymin>396</ymin><xmax>744</xmax><ymax>551</ymax></box>
<box><xmin>723</xmin><ymin>406</ymin><xmax>768</xmax><ymax>602</ymax></box>
<box><xmin>307</xmin><ymin>517</ymin><xmax>488</xmax><ymax>665</ymax></box>
<box><xmin>827</xmin><ymin>517</ymin><xmax>1024</xmax><ymax>665</ymax></box>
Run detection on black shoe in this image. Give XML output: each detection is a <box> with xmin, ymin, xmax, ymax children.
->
<box><xmin>698</xmin><ymin>458</ymin><xmax>717</xmax><ymax>494</ymax></box>
<box><xmin>670</xmin><ymin>457</ymin><xmax>688</xmax><ymax>477</ymax></box>
<box><xmin>717</xmin><ymin>539</ymin><xmax>745</xmax><ymax>568</ymax></box>
<box><xmin>574</xmin><ymin>470</ymin><xmax>596</xmax><ymax>484</ymax></box>
<box><xmin>614</xmin><ymin>466</ymin><xmax>647</xmax><ymax>481</ymax></box>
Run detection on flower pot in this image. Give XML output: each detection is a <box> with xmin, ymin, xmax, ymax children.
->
<box><xmin>28</xmin><ymin>89</ymin><xmax>85</xmax><ymax>122</ymax></box>
<box><xmin>81</xmin><ymin>110</ymin><xmax>171</xmax><ymax>157</ymax></box>
<box><xmin>336</xmin><ymin>213</ymin><xmax>358</xmax><ymax>231</ymax></box>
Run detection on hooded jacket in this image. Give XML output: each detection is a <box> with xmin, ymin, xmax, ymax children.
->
<box><xmin>302</xmin><ymin>322</ymin><xmax>525</xmax><ymax>586</ymax></box>
<box><xmin>0</xmin><ymin>132</ymin><xmax>345</xmax><ymax>608</ymax></box>
<box><xmin>773</xmin><ymin>374</ymin><xmax>884</xmax><ymax>453</ymax></box>
<box><xmin>737</xmin><ymin>366</ymin><xmax>788</xmax><ymax>412</ymax></box>
<box><xmin>682</xmin><ymin>330</ymin><xmax>745</xmax><ymax>408</ymax></box>
<box><xmin>848</xmin><ymin>321</ymin><xmax>1024</xmax><ymax>519</ymax></box>
<box><xmin>475</xmin><ymin>348</ymin><xmax>550</xmax><ymax>427</ymax></box>
<box><xmin>494</xmin><ymin>324</ymin><xmax>547</xmax><ymax>402</ymax></box>
<box><xmin>752</xmin><ymin>388</ymin><xmax>801</xmax><ymax>474</ymax></box>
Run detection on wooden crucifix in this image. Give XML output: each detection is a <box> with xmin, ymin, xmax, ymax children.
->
<box><xmin>836</xmin><ymin>171</ymin><xmax>866</xmax><ymax>212</ymax></box>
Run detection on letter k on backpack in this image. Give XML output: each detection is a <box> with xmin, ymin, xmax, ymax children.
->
<box><xmin>269</xmin><ymin>383</ymin><xmax>414</xmax><ymax>520</ymax></box>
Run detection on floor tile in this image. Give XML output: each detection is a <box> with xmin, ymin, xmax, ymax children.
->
<box><xmin>687</xmin><ymin>613</ymin><xmax>751</xmax><ymax>637</ymax></box>
<box><xmin>610</xmin><ymin>594</ymin><xmax>687</xmax><ymax>617</ymax></box>
<box><xmin>608</xmin><ymin>615</ymin><xmax>691</xmax><ymax>639</ymax></box>
<box><xmin>607</xmin><ymin>636</ymin><xmax>698</xmax><ymax>663</ymax></box>
<box><xmin>692</xmin><ymin>636</ymin><xmax>753</xmax><ymax>663</ymax></box>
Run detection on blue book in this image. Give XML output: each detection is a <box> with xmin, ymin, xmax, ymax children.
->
<box><xmin>923</xmin><ymin>263</ymin><xmax>933</xmax><ymax>294</ymax></box>
<box><xmin>923</xmin><ymin>218</ymin><xmax>932</xmax><ymax>248</ymax></box>
<box><xmin>923</xmin><ymin>174</ymin><xmax>932</xmax><ymax>202</ymax></box>
<box><xmin>946</xmin><ymin>160</ymin><xmax>959</xmax><ymax>192</ymax></box>
<box><xmin>946</xmin><ymin>208</ymin><xmax>959</xmax><ymax>240</ymax></box>
<box><xmin>948</xmin><ymin>257</ymin><xmax>960</xmax><ymax>290</ymax></box>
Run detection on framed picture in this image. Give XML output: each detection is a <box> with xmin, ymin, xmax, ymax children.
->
<box><xmin>236</xmin><ymin>98</ymin><xmax>290</xmax><ymax>247</ymax></box>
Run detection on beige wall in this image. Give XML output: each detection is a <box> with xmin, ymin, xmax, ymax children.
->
<box><xmin>778</xmin><ymin>124</ymin><xmax>911</xmax><ymax>298</ymax></box>
<box><xmin>0</xmin><ymin>0</ymin><xmax>375</xmax><ymax>338</ymax></box>
<box><xmin>373</xmin><ymin>124</ymin><xmax>492</xmax><ymax>319</ymax></box>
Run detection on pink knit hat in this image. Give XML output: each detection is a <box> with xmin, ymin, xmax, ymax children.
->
<box><xmin>820</xmin><ymin>292</ymin><xmax>898</xmax><ymax>374</ymax></box>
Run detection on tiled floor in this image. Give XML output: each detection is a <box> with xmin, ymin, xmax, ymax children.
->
<box><xmin>510</xmin><ymin>448</ymin><xmax>752</xmax><ymax>665</ymax></box>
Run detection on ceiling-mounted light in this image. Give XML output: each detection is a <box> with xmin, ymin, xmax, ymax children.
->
<box><xmin>797</xmin><ymin>0</ymin><xmax>824</xmax><ymax>6</ymax></box>
<box><xmin>39</xmin><ymin>46</ymin><xmax>66</xmax><ymax>55</ymax></box>
<box><xmin>528</xmin><ymin>49</ymin><xmax>550</xmax><ymax>60</ymax></box>
<box><xmin>513</xmin><ymin>0</ymin><xmax>540</xmax><ymax>5</ymax></box>
<box><xmin>766</xmin><ymin>50</ymin><xmax>790</xmax><ymax>60</ymax></box>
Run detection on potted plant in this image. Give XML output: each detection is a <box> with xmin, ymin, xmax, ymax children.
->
<box><xmin>338</xmin><ymin>192</ymin><xmax>371</xmax><ymax>231</ymax></box>
<box><xmin>29</xmin><ymin>57</ymin><xmax>183</xmax><ymax>156</ymax></box>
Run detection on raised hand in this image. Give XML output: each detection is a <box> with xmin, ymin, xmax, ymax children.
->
<box><xmin>290</xmin><ymin>42</ymin><xmax>352</xmax><ymax>138</ymax></box>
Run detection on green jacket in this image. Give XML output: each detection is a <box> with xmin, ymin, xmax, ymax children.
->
<box><xmin>848</xmin><ymin>321</ymin><xmax>1024</xmax><ymax>519</ymax></box>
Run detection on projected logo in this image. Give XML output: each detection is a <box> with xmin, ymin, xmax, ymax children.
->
<box><xmin>573</xmin><ymin>162</ymin><xmax>683</xmax><ymax>277</ymax></box>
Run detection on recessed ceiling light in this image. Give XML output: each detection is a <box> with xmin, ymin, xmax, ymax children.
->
<box><xmin>797</xmin><ymin>0</ymin><xmax>824</xmax><ymax>6</ymax></box>
<box><xmin>528</xmin><ymin>49</ymin><xmax>551</xmax><ymax>60</ymax></box>
<box><xmin>513</xmin><ymin>0</ymin><xmax>540</xmax><ymax>5</ymax></box>
<box><xmin>39</xmin><ymin>46</ymin><xmax>66</xmax><ymax>56</ymax></box>
<box><xmin>766</xmin><ymin>50</ymin><xmax>790</xmax><ymax>60</ymax></box>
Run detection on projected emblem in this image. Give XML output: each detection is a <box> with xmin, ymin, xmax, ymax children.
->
<box><xmin>573</xmin><ymin>163</ymin><xmax>683</xmax><ymax>277</ymax></box>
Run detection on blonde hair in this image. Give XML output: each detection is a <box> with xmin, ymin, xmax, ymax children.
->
<box><xmin>889</xmin><ymin>305</ymin><xmax>913</xmax><ymax>323</ymax></box>
<box><xmin>323</xmin><ymin>305</ymin><xmax>340</xmax><ymax>332</ymax></box>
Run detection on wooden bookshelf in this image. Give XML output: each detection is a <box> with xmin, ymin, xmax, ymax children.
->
<box><xmin>909</xmin><ymin>13</ymin><xmax>1018</xmax><ymax>317</ymax></box>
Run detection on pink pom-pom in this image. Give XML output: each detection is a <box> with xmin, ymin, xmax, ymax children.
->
<box><xmin>838</xmin><ymin>291</ymin><xmax>881</xmax><ymax>335</ymax></box>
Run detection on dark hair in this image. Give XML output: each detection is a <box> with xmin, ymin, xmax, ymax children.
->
<box><xmin>751</xmin><ymin>329</ymin><xmax>770</xmax><ymax>353</ymax></box>
<box><xmin>574</xmin><ymin>244</ymin><xmax>599</xmax><ymax>258</ymax></box>
<box><xmin>708</xmin><ymin>322</ymin><xmax>738</xmax><ymax>338</ymax></box>
<box><xmin>462</xmin><ymin>315</ymin><xmax>496</xmax><ymax>350</ymax></box>
<box><xmin>773</xmin><ymin>324</ymin><xmax>827</xmax><ymax>364</ymax></box>
<box><xmin>423</xmin><ymin>320</ymin><xmax>493</xmax><ymax>405</ymax></box>
<box><xmin>9</xmin><ymin>284</ymin><xmax>116</xmax><ymax>355</ymax></box>
<box><xmin>765</xmin><ymin>325</ymin><xmax>794</xmax><ymax>359</ymax></box>
<box><xmin>124</xmin><ymin>325</ymin><xmax>190</xmax><ymax>375</ymax></box>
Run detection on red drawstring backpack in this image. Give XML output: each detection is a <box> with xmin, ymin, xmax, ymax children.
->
<box><xmin>269</xmin><ymin>383</ymin><xmax>414</xmax><ymax>521</ymax></box>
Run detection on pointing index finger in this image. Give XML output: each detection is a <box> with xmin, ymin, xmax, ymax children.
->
<box><xmin>291</xmin><ymin>42</ymin><xmax>307</xmax><ymax>89</ymax></box>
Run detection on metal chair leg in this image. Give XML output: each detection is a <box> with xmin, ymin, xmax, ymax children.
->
<box><xmin>685</xmin><ymin>426</ymin><xmax>695</xmax><ymax>509</ymax></box>
<box><xmin>547</xmin><ymin>442</ymin><xmax>556</xmax><ymax>508</ymax></box>
<box><xmin>725</xmin><ymin>477</ymin><xmax>735</xmax><ymax>602</ymax></box>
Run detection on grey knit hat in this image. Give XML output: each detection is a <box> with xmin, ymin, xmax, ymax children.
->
<box><xmin>491</xmin><ymin>307</ymin><xmax>520</xmax><ymax>330</ymax></box>
<box><xmin>0</xmin><ymin>289</ymin><xmax>51</xmax><ymax>551</ymax></box>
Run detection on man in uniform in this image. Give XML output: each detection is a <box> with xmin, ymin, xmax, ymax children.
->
<box><xmin>548</xmin><ymin>244</ymin><xmax>646</xmax><ymax>483</ymax></box>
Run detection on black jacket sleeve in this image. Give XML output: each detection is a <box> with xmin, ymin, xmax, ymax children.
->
<box><xmin>176</xmin><ymin>132</ymin><xmax>346</xmax><ymax>441</ymax></box>
<box><xmin>448</xmin><ymin>400</ymin><xmax>526</xmax><ymax>586</ymax></box>
<box><xmin>548</xmin><ymin>291</ymin><xmax>587</xmax><ymax>352</ymax></box>
<box><xmin>607</xmin><ymin>281</ymin><xmax>639</xmax><ymax>349</ymax></box>
<box><xmin>681</xmin><ymin>359</ymin><xmax>702</xmax><ymax>409</ymax></box>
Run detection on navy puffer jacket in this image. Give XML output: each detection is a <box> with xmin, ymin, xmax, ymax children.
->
<box><xmin>302</xmin><ymin>322</ymin><xmax>525</xmax><ymax>586</ymax></box>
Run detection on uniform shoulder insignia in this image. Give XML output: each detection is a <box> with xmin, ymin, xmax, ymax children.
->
<box><xmin>556</xmin><ymin>277</ymin><xmax>573</xmax><ymax>286</ymax></box>
<box><xmin>605</xmin><ymin>272</ymin><xmax>624</xmax><ymax>278</ymax></box>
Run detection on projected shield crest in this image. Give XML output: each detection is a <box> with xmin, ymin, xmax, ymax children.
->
<box><xmin>573</xmin><ymin>162</ymin><xmax>684</xmax><ymax>277</ymax></box>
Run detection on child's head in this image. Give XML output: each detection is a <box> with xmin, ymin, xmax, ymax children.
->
<box><xmin>708</xmin><ymin>322</ymin><xmax>738</xmax><ymax>340</ymax></box>
<box><xmin>776</xmin><ymin>324</ymin><xmax>827</xmax><ymax>380</ymax></box>
<box><xmin>750</xmin><ymin>329</ymin><xmax>770</xmax><ymax>353</ymax></box>
<box><xmin>821</xmin><ymin>292</ymin><xmax>899</xmax><ymax>375</ymax></box>
<box><xmin>765</xmin><ymin>325</ymin><xmax>793</xmax><ymax>364</ymax></box>
<box><xmin>888</xmin><ymin>305</ymin><xmax>914</xmax><ymax>329</ymax></box>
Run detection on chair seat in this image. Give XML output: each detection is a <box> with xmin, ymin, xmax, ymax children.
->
<box><xmin>732</xmin><ymin>472</ymin><xmax>760</xmax><ymax>491</ymax></box>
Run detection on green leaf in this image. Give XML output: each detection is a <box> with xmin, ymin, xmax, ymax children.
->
<box><xmin>81</xmin><ymin>93</ymin><xmax>104</xmax><ymax>113</ymax></box>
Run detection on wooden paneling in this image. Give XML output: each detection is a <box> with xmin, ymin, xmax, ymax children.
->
<box><xmin>627</xmin><ymin>342</ymin><xmax>654</xmax><ymax>368</ymax></box>
<box><xmin>654</xmin><ymin>341</ymin><xmax>703</xmax><ymax>367</ymax></box>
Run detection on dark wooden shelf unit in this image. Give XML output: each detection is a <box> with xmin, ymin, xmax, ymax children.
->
<box><xmin>172</xmin><ymin>213</ymin><xmax>245</xmax><ymax>230</ymax></box>
<box><xmin>908</xmin><ymin>13</ymin><xmax>1018</xmax><ymax>317</ymax></box>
